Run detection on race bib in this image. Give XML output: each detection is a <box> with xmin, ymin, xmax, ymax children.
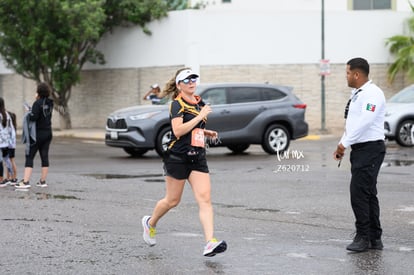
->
<box><xmin>191</xmin><ymin>128</ymin><xmax>205</xmax><ymax>148</ymax></box>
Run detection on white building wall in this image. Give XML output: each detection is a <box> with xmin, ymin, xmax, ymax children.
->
<box><xmin>192</xmin><ymin>0</ymin><xmax>411</xmax><ymax>12</ymax></box>
<box><xmin>196</xmin><ymin>0</ymin><xmax>347</xmax><ymax>11</ymax></box>
<box><xmin>0</xmin><ymin>2</ymin><xmax>411</xmax><ymax>73</ymax></box>
<box><xmin>81</xmin><ymin>8</ymin><xmax>409</xmax><ymax>71</ymax></box>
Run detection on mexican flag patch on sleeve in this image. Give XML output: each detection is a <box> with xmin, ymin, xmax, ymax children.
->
<box><xmin>366</xmin><ymin>103</ymin><xmax>376</xmax><ymax>112</ymax></box>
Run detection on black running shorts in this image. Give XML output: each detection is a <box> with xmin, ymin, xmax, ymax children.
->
<box><xmin>8</xmin><ymin>148</ymin><xmax>15</xmax><ymax>158</ymax></box>
<box><xmin>2</xmin><ymin>148</ymin><xmax>15</xmax><ymax>158</ymax></box>
<box><xmin>163</xmin><ymin>153</ymin><xmax>209</xmax><ymax>180</ymax></box>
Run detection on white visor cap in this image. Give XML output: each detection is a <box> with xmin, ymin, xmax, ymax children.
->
<box><xmin>175</xmin><ymin>69</ymin><xmax>199</xmax><ymax>84</ymax></box>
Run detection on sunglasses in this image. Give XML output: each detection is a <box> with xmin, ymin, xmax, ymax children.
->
<box><xmin>180</xmin><ymin>78</ymin><xmax>198</xmax><ymax>84</ymax></box>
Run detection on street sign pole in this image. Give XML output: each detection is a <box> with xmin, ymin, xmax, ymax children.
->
<box><xmin>321</xmin><ymin>0</ymin><xmax>326</xmax><ymax>132</ymax></box>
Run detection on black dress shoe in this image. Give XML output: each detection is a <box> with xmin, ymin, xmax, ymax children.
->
<box><xmin>370</xmin><ymin>239</ymin><xmax>384</xmax><ymax>250</ymax></box>
<box><xmin>346</xmin><ymin>235</ymin><xmax>369</xmax><ymax>252</ymax></box>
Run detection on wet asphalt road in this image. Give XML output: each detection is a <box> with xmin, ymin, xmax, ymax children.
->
<box><xmin>0</xmin><ymin>136</ymin><xmax>413</xmax><ymax>274</ymax></box>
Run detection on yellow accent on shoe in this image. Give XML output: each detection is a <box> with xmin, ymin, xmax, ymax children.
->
<box><xmin>203</xmin><ymin>238</ymin><xmax>227</xmax><ymax>257</ymax></box>
<box><xmin>149</xmin><ymin>226</ymin><xmax>156</xmax><ymax>238</ymax></box>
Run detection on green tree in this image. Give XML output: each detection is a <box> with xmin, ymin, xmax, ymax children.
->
<box><xmin>0</xmin><ymin>0</ymin><xmax>183</xmax><ymax>129</ymax></box>
<box><xmin>386</xmin><ymin>1</ymin><xmax>414</xmax><ymax>83</ymax></box>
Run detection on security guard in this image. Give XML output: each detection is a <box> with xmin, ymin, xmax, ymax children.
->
<box><xmin>334</xmin><ymin>57</ymin><xmax>386</xmax><ymax>252</ymax></box>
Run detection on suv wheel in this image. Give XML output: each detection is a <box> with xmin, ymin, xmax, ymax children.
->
<box><xmin>227</xmin><ymin>144</ymin><xmax>250</xmax><ymax>154</ymax></box>
<box><xmin>395</xmin><ymin>119</ymin><xmax>414</xmax><ymax>147</ymax></box>
<box><xmin>123</xmin><ymin>148</ymin><xmax>148</xmax><ymax>157</ymax></box>
<box><xmin>262</xmin><ymin>124</ymin><xmax>290</xmax><ymax>154</ymax></box>
<box><xmin>155</xmin><ymin>127</ymin><xmax>172</xmax><ymax>157</ymax></box>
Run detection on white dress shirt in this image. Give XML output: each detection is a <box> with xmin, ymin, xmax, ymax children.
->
<box><xmin>340</xmin><ymin>80</ymin><xmax>385</xmax><ymax>148</ymax></box>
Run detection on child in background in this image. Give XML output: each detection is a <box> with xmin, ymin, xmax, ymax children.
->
<box><xmin>6</xmin><ymin>111</ymin><xmax>17</xmax><ymax>185</ymax></box>
<box><xmin>0</xmin><ymin>98</ymin><xmax>16</xmax><ymax>188</ymax></box>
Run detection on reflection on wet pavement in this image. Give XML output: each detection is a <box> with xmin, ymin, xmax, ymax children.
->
<box><xmin>382</xmin><ymin>160</ymin><xmax>414</xmax><ymax>167</ymax></box>
<box><xmin>17</xmin><ymin>192</ymin><xmax>80</xmax><ymax>200</ymax></box>
<box><xmin>204</xmin><ymin>260</ymin><xmax>225</xmax><ymax>274</ymax></box>
<box><xmin>84</xmin><ymin>173</ymin><xmax>163</xmax><ymax>179</ymax></box>
<box><xmin>348</xmin><ymin>250</ymin><xmax>385</xmax><ymax>274</ymax></box>
<box><xmin>214</xmin><ymin>202</ymin><xmax>280</xmax><ymax>213</ymax></box>
<box><xmin>384</xmin><ymin>143</ymin><xmax>414</xmax><ymax>167</ymax></box>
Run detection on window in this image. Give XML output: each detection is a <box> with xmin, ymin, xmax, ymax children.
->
<box><xmin>389</xmin><ymin>86</ymin><xmax>414</xmax><ymax>103</ymax></box>
<box><xmin>262</xmin><ymin>88</ymin><xmax>286</xmax><ymax>101</ymax></box>
<box><xmin>228</xmin><ymin>87</ymin><xmax>261</xmax><ymax>104</ymax></box>
<box><xmin>201</xmin><ymin>88</ymin><xmax>227</xmax><ymax>105</ymax></box>
<box><xmin>353</xmin><ymin>0</ymin><xmax>391</xmax><ymax>10</ymax></box>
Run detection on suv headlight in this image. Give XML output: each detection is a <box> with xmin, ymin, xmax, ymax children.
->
<box><xmin>129</xmin><ymin>111</ymin><xmax>161</xmax><ymax>120</ymax></box>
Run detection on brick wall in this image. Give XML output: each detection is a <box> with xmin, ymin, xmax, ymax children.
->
<box><xmin>0</xmin><ymin>64</ymin><xmax>406</xmax><ymax>135</ymax></box>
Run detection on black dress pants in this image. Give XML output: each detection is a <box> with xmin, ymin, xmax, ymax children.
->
<box><xmin>350</xmin><ymin>140</ymin><xmax>386</xmax><ymax>240</ymax></box>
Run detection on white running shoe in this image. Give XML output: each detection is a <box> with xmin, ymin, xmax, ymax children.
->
<box><xmin>9</xmin><ymin>179</ymin><xmax>18</xmax><ymax>186</ymax></box>
<box><xmin>0</xmin><ymin>179</ymin><xmax>10</xmax><ymax>188</ymax></box>
<box><xmin>142</xmin><ymin>216</ymin><xmax>156</xmax><ymax>246</ymax></box>
<box><xmin>36</xmin><ymin>180</ymin><xmax>48</xmax><ymax>188</ymax></box>
<box><xmin>15</xmin><ymin>180</ymin><xmax>31</xmax><ymax>190</ymax></box>
<box><xmin>203</xmin><ymin>238</ymin><xmax>227</xmax><ymax>257</ymax></box>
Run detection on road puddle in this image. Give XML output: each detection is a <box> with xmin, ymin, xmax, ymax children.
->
<box><xmin>213</xmin><ymin>203</ymin><xmax>280</xmax><ymax>213</ymax></box>
<box><xmin>382</xmin><ymin>160</ymin><xmax>414</xmax><ymax>167</ymax></box>
<box><xmin>83</xmin><ymin>173</ymin><xmax>163</xmax><ymax>179</ymax></box>
<box><xmin>246</xmin><ymin>208</ymin><xmax>280</xmax><ymax>213</ymax></box>
<box><xmin>17</xmin><ymin>192</ymin><xmax>80</xmax><ymax>200</ymax></box>
<box><xmin>348</xmin><ymin>250</ymin><xmax>384</xmax><ymax>274</ymax></box>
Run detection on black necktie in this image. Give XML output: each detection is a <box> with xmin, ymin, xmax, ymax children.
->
<box><xmin>344</xmin><ymin>89</ymin><xmax>362</xmax><ymax>119</ymax></box>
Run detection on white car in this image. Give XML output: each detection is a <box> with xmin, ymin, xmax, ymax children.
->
<box><xmin>384</xmin><ymin>85</ymin><xmax>414</xmax><ymax>147</ymax></box>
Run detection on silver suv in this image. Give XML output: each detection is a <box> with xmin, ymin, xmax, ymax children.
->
<box><xmin>384</xmin><ymin>85</ymin><xmax>414</xmax><ymax>147</ymax></box>
<box><xmin>105</xmin><ymin>83</ymin><xmax>308</xmax><ymax>157</ymax></box>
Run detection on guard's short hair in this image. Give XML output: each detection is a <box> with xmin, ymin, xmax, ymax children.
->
<box><xmin>347</xmin><ymin>57</ymin><xmax>369</xmax><ymax>76</ymax></box>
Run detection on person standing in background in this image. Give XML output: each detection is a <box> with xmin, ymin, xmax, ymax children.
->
<box><xmin>0</xmin><ymin>98</ymin><xmax>16</xmax><ymax>188</ymax></box>
<box><xmin>15</xmin><ymin>82</ymin><xmax>53</xmax><ymax>190</ymax></box>
<box><xmin>142</xmin><ymin>84</ymin><xmax>165</xmax><ymax>105</ymax></box>
<box><xmin>5</xmin><ymin>111</ymin><xmax>18</xmax><ymax>185</ymax></box>
<box><xmin>333</xmin><ymin>57</ymin><xmax>386</xmax><ymax>252</ymax></box>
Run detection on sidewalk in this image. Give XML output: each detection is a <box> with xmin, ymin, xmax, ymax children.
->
<box><xmin>50</xmin><ymin>129</ymin><xmax>339</xmax><ymax>142</ymax></box>
<box><xmin>52</xmin><ymin>128</ymin><xmax>106</xmax><ymax>140</ymax></box>
<box><xmin>17</xmin><ymin>128</ymin><xmax>338</xmax><ymax>141</ymax></box>
<box><xmin>16</xmin><ymin>128</ymin><xmax>106</xmax><ymax>141</ymax></box>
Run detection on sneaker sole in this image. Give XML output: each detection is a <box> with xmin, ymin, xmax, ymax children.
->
<box><xmin>204</xmin><ymin>241</ymin><xmax>227</xmax><ymax>257</ymax></box>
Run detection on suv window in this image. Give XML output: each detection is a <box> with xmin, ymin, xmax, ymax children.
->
<box><xmin>389</xmin><ymin>86</ymin><xmax>414</xmax><ymax>103</ymax></box>
<box><xmin>201</xmin><ymin>88</ymin><xmax>227</xmax><ymax>105</ymax></box>
<box><xmin>262</xmin><ymin>88</ymin><xmax>286</xmax><ymax>101</ymax></box>
<box><xmin>228</xmin><ymin>87</ymin><xmax>261</xmax><ymax>104</ymax></box>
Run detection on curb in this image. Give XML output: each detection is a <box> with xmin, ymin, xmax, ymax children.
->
<box><xmin>299</xmin><ymin>134</ymin><xmax>337</xmax><ymax>141</ymax></box>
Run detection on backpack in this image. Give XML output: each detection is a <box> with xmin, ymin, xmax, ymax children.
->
<box><xmin>0</xmin><ymin>112</ymin><xmax>12</xmax><ymax>147</ymax></box>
